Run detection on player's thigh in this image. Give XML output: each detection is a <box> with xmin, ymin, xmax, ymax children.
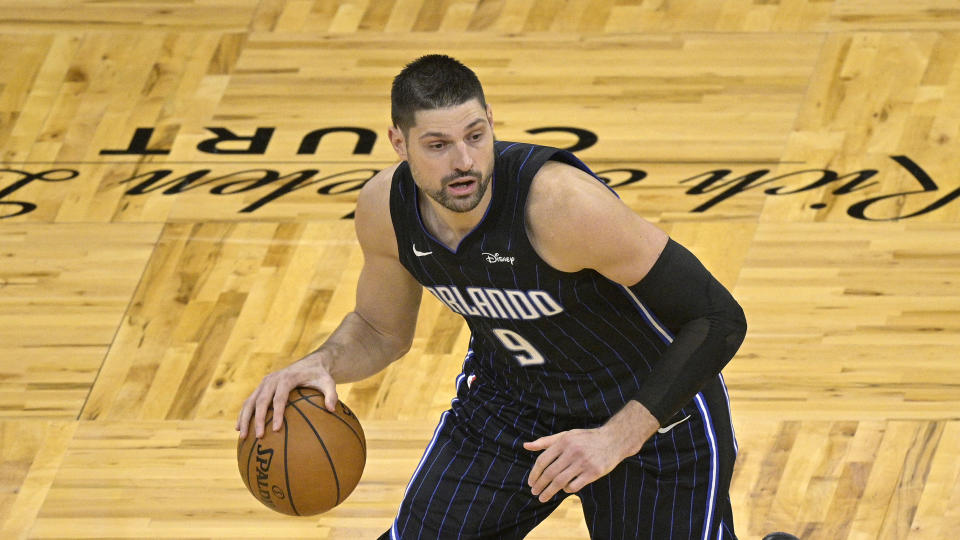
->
<box><xmin>579</xmin><ymin>400</ymin><xmax>737</xmax><ymax>539</ymax></box>
<box><xmin>390</xmin><ymin>411</ymin><xmax>561</xmax><ymax>540</ymax></box>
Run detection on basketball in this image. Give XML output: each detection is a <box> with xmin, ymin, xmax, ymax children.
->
<box><xmin>237</xmin><ymin>387</ymin><xmax>366</xmax><ymax>516</ymax></box>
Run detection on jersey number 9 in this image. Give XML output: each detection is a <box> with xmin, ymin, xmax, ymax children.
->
<box><xmin>491</xmin><ymin>328</ymin><xmax>546</xmax><ymax>366</ymax></box>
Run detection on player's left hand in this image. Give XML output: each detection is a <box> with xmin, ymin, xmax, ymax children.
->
<box><xmin>523</xmin><ymin>427</ymin><xmax>630</xmax><ymax>503</ymax></box>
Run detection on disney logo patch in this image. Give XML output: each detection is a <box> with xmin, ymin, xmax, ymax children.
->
<box><xmin>482</xmin><ymin>252</ymin><xmax>515</xmax><ymax>265</ymax></box>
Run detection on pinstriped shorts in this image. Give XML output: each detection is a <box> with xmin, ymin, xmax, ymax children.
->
<box><xmin>381</xmin><ymin>376</ymin><xmax>738</xmax><ymax>540</ymax></box>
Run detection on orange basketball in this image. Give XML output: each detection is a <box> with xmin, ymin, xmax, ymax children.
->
<box><xmin>237</xmin><ymin>387</ymin><xmax>366</xmax><ymax>516</ymax></box>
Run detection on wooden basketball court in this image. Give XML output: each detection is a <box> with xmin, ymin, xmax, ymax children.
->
<box><xmin>2</xmin><ymin>1</ymin><xmax>959</xmax><ymax>538</ymax></box>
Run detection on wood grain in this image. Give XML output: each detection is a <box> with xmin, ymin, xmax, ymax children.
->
<box><xmin>1</xmin><ymin>1</ymin><xmax>959</xmax><ymax>538</ymax></box>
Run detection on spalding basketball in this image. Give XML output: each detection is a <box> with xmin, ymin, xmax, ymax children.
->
<box><xmin>237</xmin><ymin>387</ymin><xmax>366</xmax><ymax>516</ymax></box>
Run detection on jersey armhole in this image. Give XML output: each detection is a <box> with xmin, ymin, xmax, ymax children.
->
<box><xmin>520</xmin><ymin>151</ymin><xmax>617</xmax><ymax>279</ymax></box>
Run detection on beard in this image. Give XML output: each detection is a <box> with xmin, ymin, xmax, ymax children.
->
<box><xmin>419</xmin><ymin>168</ymin><xmax>493</xmax><ymax>213</ymax></box>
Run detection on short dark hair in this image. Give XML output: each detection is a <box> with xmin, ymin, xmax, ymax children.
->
<box><xmin>391</xmin><ymin>54</ymin><xmax>487</xmax><ymax>133</ymax></box>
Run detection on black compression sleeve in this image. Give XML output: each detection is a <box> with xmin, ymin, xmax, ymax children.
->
<box><xmin>628</xmin><ymin>238</ymin><xmax>747</xmax><ymax>425</ymax></box>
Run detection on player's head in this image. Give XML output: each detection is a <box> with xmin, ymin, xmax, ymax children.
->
<box><xmin>391</xmin><ymin>54</ymin><xmax>487</xmax><ymax>135</ymax></box>
<box><xmin>389</xmin><ymin>55</ymin><xmax>495</xmax><ymax>214</ymax></box>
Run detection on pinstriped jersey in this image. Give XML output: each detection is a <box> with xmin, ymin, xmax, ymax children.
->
<box><xmin>389</xmin><ymin>141</ymin><xmax>670</xmax><ymax>444</ymax></box>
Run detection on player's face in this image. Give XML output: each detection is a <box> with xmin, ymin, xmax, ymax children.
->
<box><xmin>389</xmin><ymin>99</ymin><xmax>495</xmax><ymax>214</ymax></box>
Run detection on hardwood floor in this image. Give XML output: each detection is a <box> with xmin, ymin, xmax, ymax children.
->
<box><xmin>2</xmin><ymin>1</ymin><xmax>959</xmax><ymax>538</ymax></box>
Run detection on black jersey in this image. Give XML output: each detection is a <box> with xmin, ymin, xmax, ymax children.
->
<box><xmin>389</xmin><ymin>141</ymin><xmax>673</xmax><ymax>444</ymax></box>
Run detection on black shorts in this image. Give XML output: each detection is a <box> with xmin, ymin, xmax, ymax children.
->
<box><xmin>381</xmin><ymin>376</ymin><xmax>738</xmax><ymax>540</ymax></box>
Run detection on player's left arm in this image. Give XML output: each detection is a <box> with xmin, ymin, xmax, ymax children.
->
<box><xmin>522</xmin><ymin>161</ymin><xmax>747</xmax><ymax>503</ymax></box>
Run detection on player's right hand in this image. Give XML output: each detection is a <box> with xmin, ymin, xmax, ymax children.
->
<box><xmin>235</xmin><ymin>353</ymin><xmax>338</xmax><ymax>440</ymax></box>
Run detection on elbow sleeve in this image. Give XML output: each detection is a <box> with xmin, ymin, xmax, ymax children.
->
<box><xmin>628</xmin><ymin>238</ymin><xmax>747</xmax><ymax>424</ymax></box>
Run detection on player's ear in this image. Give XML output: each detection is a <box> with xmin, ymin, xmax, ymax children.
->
<box><xmin>485</xmin><ymin>104</ymin><xmax>494</xmax><ymax>128</ymax></box>
<box><xmin>388</xmin><ymin>126</ymin><xmax>408</xmax><ymax>160</ymax></box>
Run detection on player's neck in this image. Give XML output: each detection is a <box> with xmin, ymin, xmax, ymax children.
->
<box><xmin>418</xmin><ymin>187</ymin><xmax>493</xmax><ymax>251</ymax></box>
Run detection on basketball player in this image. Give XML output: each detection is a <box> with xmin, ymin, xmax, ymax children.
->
<box><xmin>238</xmin><ymin>55</ymin><xmax>749</xmax><ymax>539</ymax></box>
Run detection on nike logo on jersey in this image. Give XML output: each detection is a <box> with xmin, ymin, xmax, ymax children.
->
<box><xmin>657</xmin><ymin>414</ymin><xmax>692</xmax><ymax>434</ymax></box>
<box><xmin>412</xmin><ymin>244</ymin><xmax>433</xmax><ymax>257</ymax></box>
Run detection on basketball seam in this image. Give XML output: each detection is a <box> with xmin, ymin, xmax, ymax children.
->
<box><xmin>298</xmin><ymin>397</ymin><xmax>367</xmax><ymax>459</ymax></box>
<box><xmin>289</xmin><ymin>401</ymin><xmax>342</xmax><ymax>504</ymax></box>
<box><xmin>287</xmin><ymin>387</ymin><xmax>320</xmax><ymax>405</ymax></box>
<box><xmin>283</xmin><ymin>417</ymin><xmax>300</xmax><ymax>516</ymax></box>
<box><xmin>287</xmin><ymin>396</ymin><xmax>319</xmax><ymax>406</ymax></box>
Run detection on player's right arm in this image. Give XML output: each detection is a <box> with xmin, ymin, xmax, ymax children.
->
<box><xmin>237</xmin><ymin>164</ymin><xmax>423</xmax><ymax>439</ymax></box>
